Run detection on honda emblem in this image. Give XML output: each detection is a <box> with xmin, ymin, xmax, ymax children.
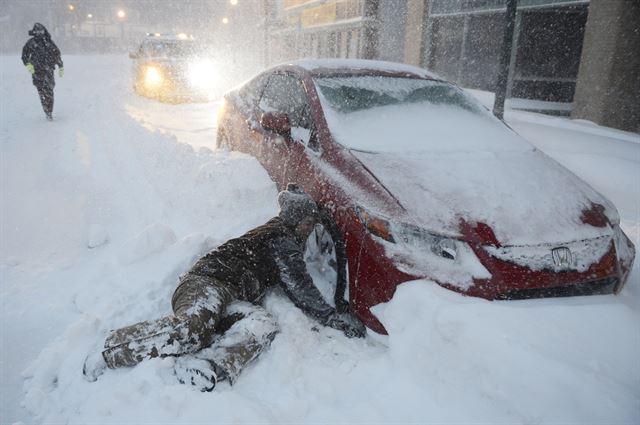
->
<box><xmin>552</xmin><ymin>247</ymin><xmax>572</xmax><ymax>269</ymax></box>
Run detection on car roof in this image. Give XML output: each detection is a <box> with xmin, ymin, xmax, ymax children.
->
<box><xmin>283</xmin><ymin>59</ymin><xmax>443</xmax><ymax>80</ymax></box>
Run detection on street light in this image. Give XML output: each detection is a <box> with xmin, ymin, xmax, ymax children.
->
<box><xmin>68</xmin><ymin>4</ymin><xmax>75</xmax><ymax>12</ymax></box>
<box><xmin>87</xmin><ymin>13</ymin><xmax>93</xmax><ymax>19</ymax></box>
<box><xmin>222</xmin><ymin>17</ymin><xmax>229</xmax><ymax>24</ymax></box>
<box><xmin>117</xmin><ymin>9</ymin><xmax>127</xmax><ymax>47</ymax></box>
<box><xmin>230</xmin><ymin>0</ymin><xmax>238</xmax><ymax>5</ymax></box>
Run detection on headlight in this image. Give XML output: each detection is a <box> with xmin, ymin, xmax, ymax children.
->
<box><xmin>355</xmin><ymin>205</ymin><xmax>394</xmax><ymax>242</ymax></box>
<box><xmin>356</xmin><ymin>205</ymin><xmax>459</xmax><ymax>260</ymax></box>
<box><xmin>144</xmin><ymin>66</ymin><xmax>163</xmax><ymax>86</ymax></box>
<box><xmin>188</xmin><ymin>59</ymin><xmax>216</xmax><ymax>89</ymax></box>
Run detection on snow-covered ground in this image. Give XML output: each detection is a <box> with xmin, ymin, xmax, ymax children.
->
<box><xmin>1</xmin><ymin>55</ymin><xmax>638</xmax><ymax>424</ymax></box>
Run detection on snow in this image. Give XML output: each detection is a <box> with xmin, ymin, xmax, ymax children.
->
<box><xmin>349</xmin><ymin>149</ymin><xmax>617</xmax><ymax>245</ymax></box>
<box><xmin>383</xmin><ymin>233</ymin><xmax>490</xmax><ymax>290</ymax></box>
<box><xmin>325</xmin><ymin>100</ymin><xmax>528</xmax><ymax>153</ymax></box>
<box><xmin>292</xmin><ymin>58</ymin><xmax>442</xmax><ymax>80</ymax></box>
<box><xmin>1</xmin><ymin>55</ymin><xmax>639</xmax><ymax>424</ymax></box>
<box><xmin>317</xmin><ymin>76</ymin><xmax>619</xmax><ymax>249</ymax></box>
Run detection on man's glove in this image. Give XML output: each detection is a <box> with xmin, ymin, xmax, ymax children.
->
<box><xmin>26</xmin><ymin>63</ymin><xmax>34</xmax><ymax>74</ymax></box>
<box><xmin>59</xmin><ymin>67</ymin><xmax>64</xmax><ymax>77</ymax></box>
<box><xmin>324</xmin><ymin>311</ymin><xmax>366</xmax><ymax>338</ymax></box>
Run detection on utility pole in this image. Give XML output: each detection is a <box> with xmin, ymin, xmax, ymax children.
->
<box><xmin>264</xmin><ymin>0</ymin><xmax>269</xmax><ymax>67</ymax></box>
<box><xmin>492</xmin><ymin>0</ymin><xmax>518</xmax><ymax>120</ymax></box>
<box><xmin>362</xmin><ymin>0</ymin><xmax>379</xmax><ymax>59</ymax></box>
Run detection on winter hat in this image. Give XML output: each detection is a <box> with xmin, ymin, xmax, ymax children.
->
<box><xmin>278</xmin><ymin>183</ymin><xmax>319</xmax><ymax>226</ymax></box>
<box><xmin>28</xmin><ymin>23</ymin><xmax>49</xmax><ymax>38</ymax></box>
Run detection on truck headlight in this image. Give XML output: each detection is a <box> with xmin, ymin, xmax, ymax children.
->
<box><xmin>144</xmin><ymin>66</ymin><xmax>163</xmax><ymax>86</ymax></box>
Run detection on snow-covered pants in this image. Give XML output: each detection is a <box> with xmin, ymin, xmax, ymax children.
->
<box><xmin>101</xmin><ymin>277</ymin><xmax>278</xmax><ymax>383</ymax></box>
<box><xmin>33</xmin><ymin>70</ymin><xmax>54</xmax><ymax>116</ymax></box>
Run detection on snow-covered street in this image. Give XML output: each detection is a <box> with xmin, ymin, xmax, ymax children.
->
<box><xmin>1</xmin><ymin>55</ymin><xmax>639</xmax><ymax>424</ymax></box>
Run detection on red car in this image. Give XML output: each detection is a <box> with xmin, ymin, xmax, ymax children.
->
<box><xmin>216</xmin><ymin>59</ymin><xmax>635</xmax><ymax>334</ymax></box>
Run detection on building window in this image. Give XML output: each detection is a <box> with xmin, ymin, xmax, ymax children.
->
<box><xmin>348</xmin><ymin>29</ymin><xmax>360</xmax><ymax>58</ymax></box>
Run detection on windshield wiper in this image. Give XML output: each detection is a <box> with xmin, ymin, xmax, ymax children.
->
<box><xmin>348</xmin><ymin>147</ymin><xmax>379</xmax><ymax>154</ymax></box>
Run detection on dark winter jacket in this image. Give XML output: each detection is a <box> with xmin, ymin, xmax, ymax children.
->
<box><xmin>21</xmin><ymin>24</ymin><xmax>63</xmax><ymax>84</ymax></box>
<box><xmin>176</xmin><ymin>214</ymin><xmax>345</xmax><ymax>321</ymax></box>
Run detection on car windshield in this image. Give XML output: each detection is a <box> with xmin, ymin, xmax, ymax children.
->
<box><xmin>313</xmin><ymin>75</ymin><xmax>531</xmax><ymax>153</ymax></box>
<box><xmin>314</xmin><ymin>76</ymin><xmax>484</xmax><ymax>115</ymax></box>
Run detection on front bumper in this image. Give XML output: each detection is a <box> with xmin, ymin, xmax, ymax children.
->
<box><xmin>134</xmin><ymin>80</ymin><xmax>211</xmax><ymax>103</ymax></box>
<box><xmin>461</xmin><ymin>233</ymin><xmax>633</xmax><ymax>300</ymax></box>
<box><xmin>349</xmin><ymin>226</ymin><xmax>635</xmax><ymax>334</ymax></box>
<box><xmin>133</xmin><ymin>64</ymin><xmax>213</xmax><ymax>103</ymax></box>
<box><xmin>495</xmin><ymin>276</ymin><xmax>618</xmax><ymax>300</ymax></box>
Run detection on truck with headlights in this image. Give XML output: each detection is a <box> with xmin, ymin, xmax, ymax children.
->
<box><xmin>129</xmin><ymin>33</ymin><xmax>217</xmax><ymax>103</ymax></box>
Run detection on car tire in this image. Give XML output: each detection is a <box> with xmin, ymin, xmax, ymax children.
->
<box><xmin>216</xmin><ymin>127</ymin><xmax>230</xmax><ymax>150</ymax></box>
<box><xmin>304</xmin><ymin>222</ymin><xmax>338</xmax><ymax>307</ymax></box>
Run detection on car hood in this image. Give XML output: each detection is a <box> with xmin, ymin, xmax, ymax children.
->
<box><xmin>350</xmin><ymin>149</ymin><xmax>617</xmax><ymax>246</ymax></box>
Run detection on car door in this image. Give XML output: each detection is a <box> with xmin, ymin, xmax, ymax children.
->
<box><xmin>257</xmin><ymin>73</ymin><xmax>313</xmax><ymax>189</ymax></box>
<box><xmin>279</xmin><ymin>75</ymin><xmax>326</xmax><ymax>203</ymax></box>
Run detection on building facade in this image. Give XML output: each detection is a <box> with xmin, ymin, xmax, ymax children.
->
<box><xmin>268</xmin><ymin>0</ymin><xmax>378</xmax><ymax>62</ymax></box>
<box><xmin>421</xmin><ymin>0</ymin><xmax>589</xmax><ymax>103</ymax></box>
<box><xmin>268</xmin><ymin>0</ymin><xmax>588</xmax><ymax>102</ymax></box>
<box><xmin>267</xmin><ymin>0</ymin><xmax>638</xmax><ymax>132</ymax></box>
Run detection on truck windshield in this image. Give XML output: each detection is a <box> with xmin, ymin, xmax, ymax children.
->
<box><xmin>141</xmin><ymin>41</ymin><xmax>198</xmax><ymax>58</ymax></box>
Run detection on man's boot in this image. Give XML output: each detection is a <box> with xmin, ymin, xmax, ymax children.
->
<box><xmin>173</xmin><ymin>356</ymin><xmax>222</xmax><ymax>392</ymax></box>
<box><xmin>101</xmin><ymin>315</ymin><xmax>199</xmax><ymax>368</ymax></box>
<box><xmin>82</xmin><ymin>346</ymin><xmax>108</xmax><ymax>382</ymax></box>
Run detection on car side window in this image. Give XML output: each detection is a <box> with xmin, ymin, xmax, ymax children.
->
<box><xmin>238</xmin><ymin>73</ymin><xmax>269</xmax><ymax>115</ymax></box>
<box><xmin>259</xmin><ymin>74</ymin><xmax>318</xmax><ymax>149</ymax></box>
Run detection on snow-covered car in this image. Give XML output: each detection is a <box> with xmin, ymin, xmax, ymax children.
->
<box><xmin>129</xmin><ymin>34</ymin><xmax>217</xmax><ymax>102</ymax></box>
<box><xmin>216</xmin><ymin>59</ymin><xmax>636</xmax><ymax>334</ymax></box>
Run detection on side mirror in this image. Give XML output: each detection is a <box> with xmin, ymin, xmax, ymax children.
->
<box><xmin>260</xmin><ymin>112</ymin><xmax>291</xmax><ymax>138</ymax></box>
<box><xmin>129</xmin><ymin>52</ymin><xmax>138</xmax><ymax>59</ymax></box>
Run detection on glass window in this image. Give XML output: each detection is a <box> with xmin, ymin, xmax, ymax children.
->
<box><xmin>259</xmin><ymin>74</ymin><xmax>318</xmax><ymax>149</ymax></box>
<box><xmin>313</xmin><ymin>75</ymin><xmax>527</xmax><ymax>154</ymax></box>
<box><xmin>314</xmin><ymin>76</ymin><xmax>484</xmax><ymax>115</ymax></box>
<box><xmin>139</xmin><ymin>40</ymin><xmax>198</xmax><ymax>58</ymax></box>
<box><xmin>259</xmin><ymin>74</ymin><xmax>312</xmax><ymax>130</ymax></box>
<box><xmin>236</xmin><ymin>72</ymin><xmax>270</xmax><ymax>113</ymax></box>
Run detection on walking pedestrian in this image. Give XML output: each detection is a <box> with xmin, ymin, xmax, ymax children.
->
<box><xmin>22</xmin><ymin>23</ymin><xmax>64</xmax><ymax>121</ymax></box>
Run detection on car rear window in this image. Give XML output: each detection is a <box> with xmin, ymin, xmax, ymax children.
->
<box><xmin>314</xmin><ymin>76</ymin><xmax>484</xmax><ymax>115</ymax></box>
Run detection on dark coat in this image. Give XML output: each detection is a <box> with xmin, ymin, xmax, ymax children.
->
<box><xmin>177</xmin><ymin>215</ymin><xmax>340</xmax><ymax>321</ymax></box>
<box><xmin>21</xmin><ymin>24</ymin><xmax>63</xmax><ymax>86</ymax></box>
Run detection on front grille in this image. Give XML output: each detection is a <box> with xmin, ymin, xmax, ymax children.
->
<box><xmin>483</xmin><ymin>235</ymin><xmax>612</xmax><ymax>273</ymax></box>
<box><xmin>496</xmin><ymin>277</ymin><xmax>618</xmax><ymax>300</ymax></box>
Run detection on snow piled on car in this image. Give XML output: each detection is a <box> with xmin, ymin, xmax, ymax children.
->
<box><xmin>317</xmin><ymin>76</ymin><xmax>618</xmax><ymax>247</ymax></box>
<box><xmin>350</xmin><ymin>149</ymin><xmax>614</xmax><ymax>245</ymax></box>
<box><xmin>293</xmin><ymin>58</ymin><xmax>442</xmax><ymax>80</ymax></box>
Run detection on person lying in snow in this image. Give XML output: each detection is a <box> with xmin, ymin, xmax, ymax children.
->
<box><xmin>83</xmin><ymin>183</ymin><xmax>365</xmax><ymax>391</ymax></box>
